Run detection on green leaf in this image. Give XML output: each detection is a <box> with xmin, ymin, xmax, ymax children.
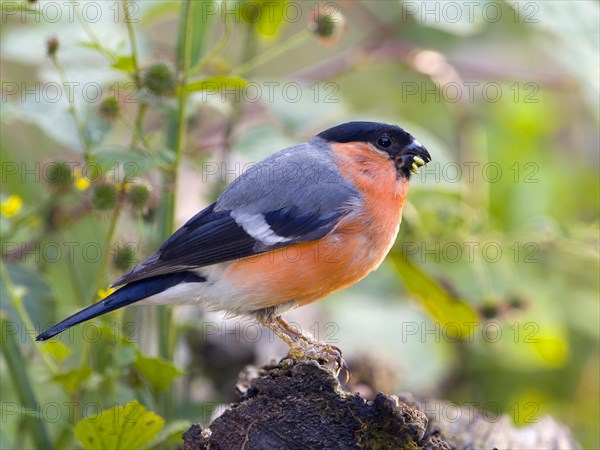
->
<box><xmin>391</xmin><ymin>255</ymin><xmax>478</xmax><ymax>340</ymax></box>
<box><xmin>41</xmin><ymin>341</ymin><xmax>71</xmax><ymax>363</ymax></box>
<box><xmin>147</xmin><ymin>419</ymin><xmax>191</xmax><ymax>447</ymax></box>
<box><xmin>184</xmin><ymin>76</ymin><xmax>248</xmax><ymax>93</ymax></box>
<box><xmin>235</xmin><ymin>0</ymin><xmax>289</xmax><ymax>38</ymax></box>
<box><xmin>74</xmin><ymin>401</ymin><xmax>164</xmax><ymax>450</ymax></box>
<box><xmin>133</xmin><ymin>351</ymin><xmax>183</xmax><ymax>393</ymax></box>
<box><xmin>116</xmin><ymin>342</ymin><xmax>138</xmax><ymax>367</ymax></box>
<box><xmin>53</xmin><ymin>367</ymin><xmax>92</xmax><ymax>394</ymax></box>
<box><xmin>256</xmin><ymin>0</ymin><xmax>288</xmax><ymax>38</ymax></box>
<box><xmin>503</xmin><ymin>323</ymin><xmax>569</xmax><ymax>369</ymax></box>
<box><xmin>176</xmin><ymin>0</ymin><xmax>209</xmax><ymax>68</ymax></box>
<box><xmin>112</xmin><ymin>56</ymin><xmax>135</xmax><ymax>73</ymax></box>
<box><xmin>0</xmin><ymin>264</ymin><xmax>55</xmax><ymax>338</ymax></box>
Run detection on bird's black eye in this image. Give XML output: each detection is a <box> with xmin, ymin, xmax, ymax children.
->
<box><xmin>377</xmin><ymin>136</ymin><xmax>392</xmax><ymax>148</ymax></box>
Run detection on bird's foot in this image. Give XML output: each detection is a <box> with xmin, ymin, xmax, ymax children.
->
<box><xmin>286</xmin><ymin>339</ymin><xmax>349</xmax><ymax>380</ymax></box>
<box><xmin>258</xmin><ymin>313</ymin><xmax>350</xmax><ymax>380</ymax></box>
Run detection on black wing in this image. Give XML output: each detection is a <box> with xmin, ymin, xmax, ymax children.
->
<box><xmin>111</xmin><ymin>202</ymin><xmax>347</xmax><ymax>286</ymax></box>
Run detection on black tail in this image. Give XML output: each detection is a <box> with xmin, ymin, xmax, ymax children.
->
<box><xmin>36</xmin><ymin>271</ymin><xmax>205</xmax><ymax>341</ymax></box>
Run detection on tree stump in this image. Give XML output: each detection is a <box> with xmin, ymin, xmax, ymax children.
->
<box><xmin>182</xmin><ymin>360</ymin><xmax>580</xmax><ymax>450</ymax></box>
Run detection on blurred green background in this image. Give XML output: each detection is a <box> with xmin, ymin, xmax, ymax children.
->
<box><xmin>1</xmin><ymin>1</ymin><xmax>598</xmax><ymax>449</ymax></box>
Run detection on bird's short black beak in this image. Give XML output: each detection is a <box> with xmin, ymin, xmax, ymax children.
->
<box><xmin>397</xmin><ymin>139</ymin><xmax>431</xmax><ymax>178</ymax></box>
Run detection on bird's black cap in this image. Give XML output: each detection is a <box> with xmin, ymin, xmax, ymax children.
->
<box><xmin>317</xmin><ymin>121</ymin><xmax>411</xmax><ymax>146</ymax></box>
<box><xmin>317</xmin><ymin>121</ymin><xmax>431</xmax><ymax>178</ymax></box>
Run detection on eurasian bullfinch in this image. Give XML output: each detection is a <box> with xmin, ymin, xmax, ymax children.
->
<box><xmin>37</xmin><ymin>121</ymin><xmax>431</xmax><ymax>369</ymax></box>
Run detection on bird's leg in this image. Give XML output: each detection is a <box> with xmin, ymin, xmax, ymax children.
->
<box><xmin>258</xmin><ymin>314</ymin><xmax>345</xmax><ymax>373</ymax></box>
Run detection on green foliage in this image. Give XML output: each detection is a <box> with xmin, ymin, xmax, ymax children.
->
<box><xmin>391</xmin><ymin>256</ymin><xmax>478</xmax><ymax>340</ymax></box>
<box><xmin>1</xmin><ymin>1</ymin><xmax>598</xmax><ymax>448</ymax></box>
<box><xmin>93</xmin><ymin>148</ymin><xmax>155</xmax><ymax>179</ymax></box>
<box><xmin>147</xmin><ymin>420</ymin><xmax>193</xmax><ymax>447</ymax></box>
<box><xmin>133</xmin><ymin>351</ymin><xmax>184</xmax><ymax>394</ymax></box>
<box><xmin>1</xmin><ymin>264</ymin><xmax>55</xmax><ymax>329</ymax></box>
<box><xmin>184</xmin><ymin>76</ymin><xmax>249</xmax><ymax>93</ymax></box>
<box><xmin>74</xmin><ymin>401</ymin><xmax>164</xmax><ymax>450</ymax></box>
<box><xmin>247</xmin><ymin>0</ymin><xmax>289</xmax><ymax>38</ymax></box>
<box><xmin>42</xmin><ymin>340</ymin><xmax>72</xmax><ymax>363</ymax></box>
<box><xmin>53</xmin><ymin>367</ymin><xmax>93</xmax><ymax>394</ymax></box>
<box><xmin>112</xmin><ymin>56</ymin><xmax>136</xmax><ymax>74</ymax></box>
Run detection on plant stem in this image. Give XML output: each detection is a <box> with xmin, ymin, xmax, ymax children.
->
<box><xmin>155</xmin><ymin>0</ymin><xmax>195</xmax><ymax>421</ymax></box>
<box><xmin>0</xmin><ymin>312</ymin><xmax>54</xmax><ymax>450</ymax></box>
<box><xmin>81</xmin><ymin>193</ymin><xmax>125</xmax><ymax>386</ymax></box>
<box><xmin>123</xmin><ymin>0</ymin><xmax>141</xmax><ymax>86</ymax></box>
<box><xmin>51</xmin><ymin>56</ymin><xmax>91</xmax><ymax>158</ymax></box>
<box><xmin>188</xmin><ymin>3</ymin><xmax>233</xmax><ymax>77</ymax></box>
<box><xmin>75</xmin><ymin>3</ymin><xmax>116</xmax><ymax>64</ymax></box>
<box><xmin>59</xmin><ymin>230</ymin><xmax>87</xmax><ymax>306</ymax></box>
<box><xmin>122</xmin><ymin>0</ymin><xmax>149</xmax><ymax>151</ymax></box>
<box><xmin>129</xmin><ymin>102</ymin><xmax>149</xmax><ymax>150</ymax></box>
<box><xmin>91</xmin><ymin>194</ymin><xmax>125</xmax><ymax>303</ymax></box>
<box><xmin>173</xmin><ymin>0</ymin><xmax>194</xmax><ymax>205</ymax></box>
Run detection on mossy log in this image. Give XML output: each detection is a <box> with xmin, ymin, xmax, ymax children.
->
<box><xmin>182</xmin><ymin>360</ymin><xmax>579</xmax><ymax>450</ymax></box>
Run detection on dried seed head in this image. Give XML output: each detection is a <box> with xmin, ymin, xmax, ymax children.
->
<box><xmin>143</xmin><ymin>62</ymin><xmax>176</xmax><ymax>97</ymax></box>
<box><xmin>309</xmin><ymin>8</ymin><xmax>345</xmax><ymax>45</ymax></box>
<box><xmin>98</xmin><ymin>96</ymin><xmax>121</xmax><ymax>121</ymax></box>
<box><xmin>47</xmin><ymin>36</ymin><xmax>59</xmax><ymax>58</ymax></box>
<box><xmin>92</xmin><ymin>184</ymin><xmax>118</xmax><ymax>210</ymax></box>
<box><xmin>127</xmin><ymin>184</ymin><xmax>151</xmax><ymax>209</ymax></box>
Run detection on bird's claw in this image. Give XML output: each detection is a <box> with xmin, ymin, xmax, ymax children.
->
<box><xmin>287</xmin><ymin>340</ymin><xmax>349</xmax><ymax>380</ymax></box>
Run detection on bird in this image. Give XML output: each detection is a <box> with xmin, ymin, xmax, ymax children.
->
<box><xmin>36</xmin><ymin>121</ymin><xmax>431</xmax><ymax>370</ymax></box>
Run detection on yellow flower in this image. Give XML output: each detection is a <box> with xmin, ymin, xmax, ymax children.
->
<box><xmin>97</xmin><ymin>287</ymin><xmax>116</xmax><ymax>301</ymax></box>
<box><xmin>1</xmin><ymin>195</ymin><xmax>23</xmax><ymax>217</ymax></box>
<box><xmin>73</xmin><ymin>168</ymin><xmax>90</xmax><ymax>191</ymax></box>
